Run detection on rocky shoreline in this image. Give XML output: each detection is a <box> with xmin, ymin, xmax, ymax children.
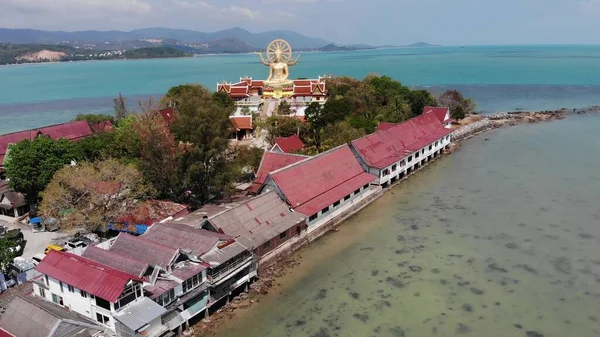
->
<box><xmin>451</xmin><ymin>105</ymin><xmax>600</xmax><ymax>142</ymax></box>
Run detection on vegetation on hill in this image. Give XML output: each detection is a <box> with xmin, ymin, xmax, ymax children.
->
<box><xmin>0</xmin><ymin>44</ymin><xmax>191</xmax><ymax>65</ymax></box>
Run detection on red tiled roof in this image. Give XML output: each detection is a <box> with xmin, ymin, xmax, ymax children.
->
<box><xmin>351</xmin><ymin>112</ymin><xmax>452</xmax><ymax>169</ymax></box>
<box><xmin>159</xmin><ymin>107</ymin><xmax>177</xmax><ymax>125</ymax></box>
<box><xmin>377</xmin><ymin>122</ymin><xmax>397</xmax><ymax>131</ymax></box>
<box><xmin>230</xmin><ymin>116</ymin><xmax>253</xmax><ymax>130</ymax></box>
<box><xmin>254</xmin><ymin>152</ymin><xmax>309</xmax><ymax>187</ymax></box>
<box><xmin>250</xmin><ymin>80</ymin><xmax>264</xmax><ymax>88</ymax></box>
<box><xmin>0</xmin><ymin>130</ymin><xmax>39</xmax><ymax>165</ymax></box>
<box><xmin>39</xmin><ymin>120</ymin><xmax>94</xmax><ymax>142</ymax></box>
<box><xmin>35</xmin><ymin>250</ymin><xmax>142</xmax><ymax>302</ymax></box>
<box><xmin>274</xmin><ymin>135</ymin><xmax>304</xmax><ymax>153</ymax></box>
<box><xmin>110</xmin><ymin>233</ymin><xmax>179</xmax><ymax>269</ymax></box>
<box><xmin>269</xmin><ymin>145</ymin><xmax>376</xmax><ymax>216</ymax></box>
<box><xmin>423</xmin><ymin>106</ymin><xmax>450</xmax><ymax>123</ymax></box>
<box><xmin>293</xmin><ymin>80</ymin><xmax>312</xmax><ymax>86</ymax></box>
<box><xmin>293</xmin><ymin>86</ymin><xmax>312</xmax><ymax>95</ymax></box>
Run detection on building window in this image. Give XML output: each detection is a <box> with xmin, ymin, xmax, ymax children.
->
<box><xmin>45</xmin><ymin>275</ymin><xmax>49</xmax><ymax>286</ymax></box>
<box><xmin>363</xmin><ymin>184</ymin><xmax>369</xmax><ymax>189</ymax></box>
<box><xmin>415</xmin><ymin>152</ymin><xmax>420</xmax><ymax>158</ymax></box>
<box><xmin>421</xmin><ymin>149</ymin><xmax>424</xmax><ymax>154</ymax></box>
<box><xmin>96</xmin><ymin>313</ymin><xmax>110</xmax><ymax>326</ymax></box>
<box><xmin>263</xmin><ymin>241</ymin><xmax>271</xmax><ymax>249</ymax></box>
<box><xmin>52</xmin><ymin>294</ymin><xmax>64</xmax><ymax>306</ymax></box>
<box><xmin>435</xmin><ymin>141</ymin><xmax>438</xmax><ymax>146</ymax></box>
<box><xmin>279</xmin><ymin>231</ymin><xmax>287</xmax><ymax>239</ymax></box>
<box><xmin>39</xmin><ymin>288</ymin><xmax>46</xmax><ymax>298</ymax></box>
<box><xmin>333</xmin><ymin>200</ymin><xmax>340</xmax><ymax>207</ymax></box>
<box><xmin>67</xmin><ymin>285</ymin><xmax>74</xmax><ymax>293</ymax></box>
<box><xmin>182</xmin><ymin>273</ymin><xmax>202</xmax><ymax>293</ymax></box>
<box><xmin>59</xmin><ymin>281</ymin><xmax>64</xmax><ymax>293</ymax></box>
<box><xmin>321</xmin><ymin>206</ymin><xmax>329</xmax><ymax>214</ymax></box>
<box><xmin>155</xmin><ymin>289</ymin><xmax>175</xmax><ymax>307</ymax></box>
<box><xmin>428</xmin><ymin>145</ymin><xmax>432</xmax><ymax>150</ymax></box>
<box><xmin>309</xmin><ymin>214</ymin><xmax>317</xmax><ymax>221</ymax></box>
<box><xmin>344</xmin><ymin>195</ymin><xmax>351</xmax><ymax>201</ymax></box>
<box><xmin>392</xmin><ymin>164</ymin><xmax>397</xmax><ymax>171</ymax></box>
<box><xmin>408</xmin><ymin>155</ymin><xmax>413</xmax><ymax>162</ymax></box>
<box><xmin>95</xmin><ymin>296</ymin><xmax>111</xmax><ymax>311</ymax></box>
<box><xmin>296</xmin><ymin>226</ymin><xmax>302</xmax><ymax>235</ymax></box>
<box><xmin>354</xmin><ymin>189</ymin><xmax>360</xmax><ymax>195</ymax></box>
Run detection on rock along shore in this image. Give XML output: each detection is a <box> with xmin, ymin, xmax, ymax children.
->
<box><xmin>451</xmin><ymin>105</ymin><xmax>600</xmax><ymax>142</ymax></box>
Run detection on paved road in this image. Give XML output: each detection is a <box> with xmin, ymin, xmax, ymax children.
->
<box><xmin>0</xmin><ymin>215</ymin><xmax>65</xmax><ymax>260</ymax></box>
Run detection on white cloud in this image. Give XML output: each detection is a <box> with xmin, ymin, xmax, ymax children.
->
<box><xmin>228</xmin><ymin>5</ymin><xmax>261</xmax><ymax>20</ymax></box>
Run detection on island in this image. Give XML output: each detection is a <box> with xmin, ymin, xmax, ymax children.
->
<box><xmin>0</xmin><ymin>45</ymin><xmax>192</xmax><ymax>65</ymax></box>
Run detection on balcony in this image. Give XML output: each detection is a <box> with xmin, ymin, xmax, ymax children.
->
<box><xmin>31</xmin><ymin>276</ymin><xmax>48</xmax><ymax>289</ymax></box>
<box><xmin>207</xmin><ymin>253</ymin><xmax>253</xmax><ymax>285</ymax></box>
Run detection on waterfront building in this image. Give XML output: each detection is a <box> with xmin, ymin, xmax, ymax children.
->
<box><xmin>247</xmin><ymin>151</ymin><xmax>309</xmax><ymax>194</ymax></box>
<box><xmin>205</xmin><ymin>191</ymin><xmax>307</xmax><ymax>265</ymax></box>
<box><xmin>262</xmin><ymin>145</ymin><xmax>378</xmax><ymax>228</ymax></box>
<box><xmin>423</xmin><ymin>106</ymin><xmax>453</xmax><ymax>128</ymax></box>
<box><xmin>270</xmin><ymin>134</ymin><xmax>304</xmax><ymax>153</ymax></box>
<box><xmin>349</xmin><ymin>111</ymin><xmax>453</xmax><ymax>187</ymax></box>
<box><xmin>217</xmin><ymin>39</ymin><xmax>328</xmax><ymax>120</ymax></box>
<box><xmin>31</xmin><ymin>222</ymin><xmax>257</xmax><ymax>337</ymax></box>
<box><xmin>0</xmin><ymin>186</ymin><xmax>28</xmax><ymax>219</ymax></box>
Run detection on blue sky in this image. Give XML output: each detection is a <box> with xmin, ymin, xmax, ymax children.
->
<box><xmin>1</xmin><ymin>0</ymin><xmax>599</xmax><ymax>45</ymax></box>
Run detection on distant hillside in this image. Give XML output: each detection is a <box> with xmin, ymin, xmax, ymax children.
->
<box><xmin>404</xmin><ymin>42</ymin><xmax>440</xmax><ymax>47</ymax></box>
<box><xmin>318</xmin><ymin>43</ymin><xmax>375</xmax><ymax>52</ymax></box>
<box><xmin>0</xmin><ymin>44</ymin><xmax>191</xmax><ymax>65</ymax></box>
<box><xmin>0</xmin><ymin>27</ymin><xmax>330</xmax><ymax>50</ymax></box>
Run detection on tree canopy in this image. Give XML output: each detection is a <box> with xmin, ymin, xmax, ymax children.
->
<box><xmin>438</xmin><ymin>89</ymin><xmax>476</xmax><ymax>120</ymax></box>
<box><xmin>40</xmin><ymin>159</ymin><xmax>155</xmax><ymax>231</ymax></box>
<box><xmin>4</xmin><ymin>136</ymin><xmax>82</xmax><ymax>205</ymax></box>
<box><xmin>72</xmin><ymin>113</ymin><xmax>115</xmax><ymax>124</ymax></box>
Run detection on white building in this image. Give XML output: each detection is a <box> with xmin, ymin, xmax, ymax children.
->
<box><xmin>350</xmin><ymin>110</ymin><xmax>453</xmax><ymax>187</ymax></box>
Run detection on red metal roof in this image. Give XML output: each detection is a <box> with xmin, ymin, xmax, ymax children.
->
<box><xmin>269</xmin><ymin>145</ymin><xmax>376</xmax><ymax>215</ymax></box>
<box><xmin>377</xmin><ymin>122</ymin><xmax>397</xmax><ymax>131</ymax></box>
<box><xmin>39</xmin><ymin>120</ymin><xmax>94</xmax><ymax>142</ymax></box>
<box><xmin>159</xmin><ymin>107</ymin><xmax>177</xmax><ymax>125</ymax></box>
<box><xmin>351</xmin><ymin>113</ymin><xmax>452</xmax><ymax>169</ymax></box>
<box><xmin>35</xmin><ymin>250</ymin><xmax>142</xmax><ymax>303</ymax></box>
<box><xmin>255</xmin><ymin>152</ymin><xmax>309</xmax><ymax>186</ymax></box>
<box><xmin>230</xmin><ymin>116</ymin><xmax>253</xmax><ymax>130</ymax></box>
<box><xmin>0</xmin><ymin>130</ymin><xmax>39</xmax><ymax>165</ymax></box>
<box><xmin>274</xmin><ymin>135</ymin><xmax>304</xmax><ymax>153</ymax></box>
<box><xmin>423</xmin><ymin>106</ymin><xmax>450</xmax><ymax>123</ymax></box>
<box><xmin>0</xmin><ymin>328</ymin><xmax>15</xmax><ymax>337</ymax></box>
<box><xmin>293</xmin><ymin>86</ymin><xmax>312</xmax><ymax>95</ymax></box>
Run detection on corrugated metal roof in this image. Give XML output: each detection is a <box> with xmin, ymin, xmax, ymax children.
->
<box><xmin>82</xmin><ymin>245</ymin><xmax>149</xmax><ymax>278</ymax></box>
<box><xmin>35</xmin><ymin>251</ymin><xmax>141</xmax><ymax>302</ymax></box>
<box><xmin>269</xmin><ymin>145</ymin><xmax>376</xmax><ymax>214</ymax></box>
<box><xmin>109</xmin><ymin>233</ymin><xmax>178</xmax><ymax>270</ymax></box>
<box><xmin>230</xmin><ymin>116</ymin><xmax>252</xmax><ymax>130</ymax></box>
<box><xmin>274</xmin><ymin>135</ymin><xmax>304</xmax><ymax>153</ymax></box>
<box><xmin>351</xmin><ymin>112</ymin><xmax>452</xmax><ymax>169</ymax></box>
<box><xmin>0</xmin><ymin>130</ymin><xmax>39</xmax><ymax>165</ymax></box>
<box><xmin>254</xmin><ymin>152</ymin><xmax>309</xmax><ymax>186</ymax></box>
<box><xmin>201</xmin><ymin>241</ymin><xmax>249</xmax><ymax>267</ymax></box>
<box><xmin>209</xmin><ymin>192</ymin><xmax>306</xmax><ymax>248</ymax></box>
<box><xmin>423</xmin><ymin>106</ymin><xmax>450</xmax><ymax>123</ymax></box>
<box><xmin>377</xmin><ymin>122</ymin><xmax>397</xmax><ymax>131</ymax></box>
<box><xmin>142</xmin><ymin>222</ymin><xmax>230</xmax><ymax>257</ymax></box>
<box><xmin>39</xmin><ymin>120</ymin><xmax>94</xmax><ymax>142</ymax></box>
<box><xmin>0</xmin><ymin>328</ymin><xmax>15</xmax><ymax>337</ymax></box>
<box><xmin>114</xmin><ymin>297</ymin><xmax>167</xmax><ymax>332</ymax></box>
<box><xmin>0</xmin><ymin>295</ymin><xmax>103</xmax><ymax>337</ymax></box>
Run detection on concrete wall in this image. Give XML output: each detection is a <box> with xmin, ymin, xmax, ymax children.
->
<box><xmin>305</xmin><ymin>183</ymin><xmax>372</xmax><ymax>227</ymax></box>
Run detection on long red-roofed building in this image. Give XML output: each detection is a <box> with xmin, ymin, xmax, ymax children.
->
<box><xmin>247</xmin><ymin>151</ymin><xmax>309</xmax><ymax>194</ymax></box>
<box><xmin>262</xmin><ymin>145</ymin><xmax>377</xmax><ymax>225</ymax></box>
<box><xmin>423</xmin><ymin>106</ymin><xmax>453</xmax><ymax>128</ymax></box>
<box><xmin>350</xmin><ymin>111</ymin><xmax>453</xmax><ymax>186</ymax></box>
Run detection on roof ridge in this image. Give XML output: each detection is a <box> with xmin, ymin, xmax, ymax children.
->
<box><xmin>55</xmin><ymin>250</ymin><xmax>140</xmax><ymax>280</ymax></box>
<box><xmin>269</xmin><ymin>144</ymin><xmax>347</xmax><ymax>176</ymax></box>
<box><xmin>119</xmin><ymin>232</ymin><xmax>179</xmax><ymax>252</ymax></box>
<box><xmin>85</xmin><ymin>245</ymin><xmax>149</xmax><ymax>267</ymax></box>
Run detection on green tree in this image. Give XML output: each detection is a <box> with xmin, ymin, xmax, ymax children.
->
<box><xmin>72</xmin><ymin>114</ymin><xmax>115</xmax><ymax>124</ymax></box>
<box><xmin>375</xmin><ymin>96</ymin><xmax>412</xmax><ymax>123</ymax></box>
<box><xmin>232</xmin><ymin>145</ymin><xmax>264</xmax><ymax>172</ymax></box>
<box><xmin>4</xmin><ymin>136</ymin><xmax>82</xmax><ymax>205</ymax></box>
<box><xmin>321</xmin><ymin>99</ymin><xmax>353</xmax><ymax>125</ymax></box>
<box><xmin>406</xmin><ymin>90</ymin><xmax>438</xmax><ymax>117</ymax></box>
<box><xmin>305</xmin><ymin>102</ymin><xmax>327</xmax><ymax>151</ymax></box>
<box><xmin>276</xmin><ymin>100</ymin><xmax>292</xmax><ymax>115</ymax></box>
<box><xmin>438</xmin><ymin>89</ymin><xmax>476</xmax><ymax>120</ymax></box>
<box><xmin>259</xmin><ymin>116</ymin><xmax>303</xmax><ymax>145</ymax></box>
<box><xmin>163</xmin><ymin>84</ymin><xmax>237</xmax><ymax>205</ymax></box>
<box><xmin>113</xmin><ymin>93</ymin><xmax>129</xmax><ymax>122</ymax></box>
<box><xmin>40</xmin><ymin>159</ymin><xmax>155</xmax><ymax>231</ymax></box>
<box><xmin>0</xmin><ymin>237</ymin><xmax>16</xmax><ymax>273</ymax></box>
<box><xmin>322</xmin><ymin>121</ymin><xmax>366</xmax><ymax>150</ymax></box>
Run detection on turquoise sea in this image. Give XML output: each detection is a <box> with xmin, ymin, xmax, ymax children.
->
<box><xmin>1</xmin><ymin>45</ymin><xmax>600</xmax><ymax>133</ymax></box>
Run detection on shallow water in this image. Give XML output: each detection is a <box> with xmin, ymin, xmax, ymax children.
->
<box><xmin>215</xmin><ymin>114</ymin><xmax>600</xmax><ymax>337</ymax></box>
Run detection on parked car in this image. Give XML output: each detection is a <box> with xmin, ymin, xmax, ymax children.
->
<box><xmin>64</xmin><ymin>240</ymin><xmax>86</xmax><ymax>250</ymax></box>
<box><xmin>32</xmin><ymin>253</ymin><xmax>45</xmax><ymax>265</ymax></box>
<box><xmin>44</xmin><ymin>244</ymin><xmax>65</xmax><ymax>254</ymax></box>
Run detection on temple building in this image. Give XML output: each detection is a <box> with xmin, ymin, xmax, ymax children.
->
<box><xmin>217</xmin><ymin>39</ymin><xmax>329</xmax><ymax>120</ymax></box>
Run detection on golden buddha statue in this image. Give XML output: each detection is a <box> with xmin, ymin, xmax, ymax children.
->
<box><xmin>255</xmin><ymin>39</ymin><xmax>300</xmax><ymax>88</ymax></box>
